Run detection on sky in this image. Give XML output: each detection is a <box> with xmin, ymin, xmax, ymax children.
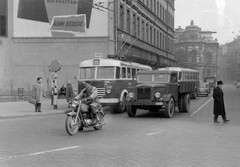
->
<box><xmin>175</xmin><ymin>0</ymin><xmax>240</xmax><ymax>44</ymax></box>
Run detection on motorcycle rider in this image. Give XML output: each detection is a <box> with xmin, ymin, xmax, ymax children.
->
<box><xmin>74</xmin><ymin>81</ymin><xmax>100</xmax><ymax>124</ymax></box>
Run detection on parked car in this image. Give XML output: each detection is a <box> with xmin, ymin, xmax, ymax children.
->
<box><xmin>198</xmin><ymin>82</ymin><xmax>210</xmax><ymax>96</ymax></box>
<box><xmin>237</xmin><ymin>82</ymin><xmax>240</xmax><ymax>88</ymax></box>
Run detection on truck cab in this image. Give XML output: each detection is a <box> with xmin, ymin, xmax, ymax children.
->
<box><xmin>124</xmin><ymin>70</ymin><xmax>180</xmax><ymax>118</ymax></box>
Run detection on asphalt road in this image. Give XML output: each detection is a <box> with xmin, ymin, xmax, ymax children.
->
<box><xmin>1</xmin><ymin>84</ymin><xmax>240</xmax><ymax>167</ymax></box>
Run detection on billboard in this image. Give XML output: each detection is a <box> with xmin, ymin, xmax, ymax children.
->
<box><xmin>14</xmin><ymin>0</ymin><xmax>108</xmax><ymax>37</ymax></box>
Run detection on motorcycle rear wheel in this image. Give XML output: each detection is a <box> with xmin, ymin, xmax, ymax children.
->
<box><xmin>65</xmin><ymin>115</ymin><xmax>80</xmax><ymax>135</ymax></box>
<box><xmin>93</xmin><ymin>112</ymin><xmax>104</xmax><ymax>130</ymax></box>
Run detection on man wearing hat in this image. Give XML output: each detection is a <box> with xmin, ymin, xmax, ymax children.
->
<box><xmin>213</xmin><ymin>80</ymin><xmax>230</xmax><ymax>123</ymax></box>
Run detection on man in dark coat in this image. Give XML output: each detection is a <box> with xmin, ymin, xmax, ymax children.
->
<box><xmin>213</xmin><ymin>80</ymin><xmax>230</xmax><ymax>123</ymax></box>
<box><xmin>66</xmin><ymin>80</ymin><xmax>73</xmax><ymax>108</ymax></box>
<box><xmin>32</xmin><ymin>77</ymin><xmax>45</xmax><ymax>112</ymax></box>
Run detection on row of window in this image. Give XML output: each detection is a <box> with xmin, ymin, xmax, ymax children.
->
<box><xmin>179</xmin><ymin>72</ymin><xmax>199</xmax><ymax>81</ymax></box>
<box><xmin>117</xmin><ymin>66</ymin><xmax>149</xmax><ymax>79</ymax></box>
<box><xmin>139</xmin><ymin>0</ymin><xmax>174</xmax><ymax>29</ymax></box>
<box><xmin>119</xmin><ymin>2</ymin><xmax>174</xmax><ymax>54</ymax></box>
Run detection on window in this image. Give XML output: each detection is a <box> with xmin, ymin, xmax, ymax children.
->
<box><xmin>119</xmin><ymin>4</ymin><xmax>124</xmax><ymax>30</ymax></box>
<box><xmin>121</xmin><ymin>67</ymin><xmax>126</xmax><ymax>78</ymax></box>
<box><xmin>126</xmin><ymin>9</ymin><xmax>130</xmax><ymax>33</ymax></box>
<box><xmin>171</xmin><ymin>73</ymin><xmax>177</xmax><ymax>83</ymax></box>
<box><xmin>127</xmin><ymin>67</ymin><xmax>131</xmax><ymax>78</ymax></box>
<box><xmin>80</xmin><ymin>67</ymin><xmax>95</xmax><ymax>79</ymax></box>
<box><xmin>97</xmin><ymin>67</ymin><xmax>115</xmax><ymax>79</ymax></box>
<box><xmin>150</xmin><ymin>26</ymin><xmax>152</xmax><ymax>44</ymax></box>
<box><xmin>116</xmin><ymin>67</ymin><xmax>120</xmax><ymax>79</ymax></box>
<box><xmin>146</xmin><ymin>23</ymin><xmax>149</xmax><ymax>43</ymax></box>
<box><xmin>137</xmin><ymin>17</ymin><xmax>140</xmax><ymax>37</ymax></box>
<box><xmin>132</xmin><ymin>68</ymin><xmax>136</xmax><ymax>78</ymax></box>
<box><xmin>0</xmin><ymin>0</ymin><xmax>7</xmax><ymax>36</ymax></box>
<box><xmin>0</xmin><ymin>16</ymin><xmax>6</xmax><ymax>36</ymax></box>
<box><xmin>132</xmin><ymin>13</ymin><xmax>136</xmax><ymax>36</ymax></box>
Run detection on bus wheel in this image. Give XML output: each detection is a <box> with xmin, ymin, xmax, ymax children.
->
<box><xmin>164</xmin><ymin>98</ymin><xmax>175</xmax><ymax>118</ymax></box>
<box><xmin>116</xmin><ymin>101</ymin><xmax>126</xmax><ymax>113</ymax></box>
<box><xmin>182</xmin><ymin>94</ymin><xmax>190</xmax><ymax>112</ymax></box>
<box><xmin>127</xmin><ymin>106</ymin><xmax>137</xmax><ymax>117</ymax></box>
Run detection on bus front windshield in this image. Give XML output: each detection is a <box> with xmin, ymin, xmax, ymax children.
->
<box><xmin>80</xmin><ymin>67</ymin><xmax>95</xmax><ymax>79</ymax></box>
<box><xmin>80</xmin><ymin>67</ymin><xmax>115</xmax><ymax>79</ymax></box>
<box><xmin>137</xmin><ymin>74</ymin><xmax>169</xmax><ymax>83</ymax></box>
<box><xmin>97</xmin><ymin>67</ymin><xmax>115</xmax><ymax>79</ymax></box>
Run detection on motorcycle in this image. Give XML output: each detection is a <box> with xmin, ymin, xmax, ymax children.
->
<box><xmin>65</xmin><ymin>98</ymin><xmax>106</xmax><ymax>136</ymax></box>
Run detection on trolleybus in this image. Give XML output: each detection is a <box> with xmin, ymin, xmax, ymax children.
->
<box><xmin>76</xmin><ymin>56</ymin><xmax>152</xmax><ymax>113</ymax></box>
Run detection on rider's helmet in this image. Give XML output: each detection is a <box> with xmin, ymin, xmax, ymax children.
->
<box><xmin>82</xmin><ymin>81</ymin><xmax>91</xmax><ymax>89</ymax></box>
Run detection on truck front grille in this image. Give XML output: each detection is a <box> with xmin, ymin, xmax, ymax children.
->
<box><xmin>137</xmin><ymin>88</ymin><xmax>151</xmax><ymax>100</ymax></box>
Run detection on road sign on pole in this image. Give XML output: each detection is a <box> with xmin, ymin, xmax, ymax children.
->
<box><xmin>50</xmin><ymin>60</ymin><xmax>62</xmax><ymax>109</ymax></box>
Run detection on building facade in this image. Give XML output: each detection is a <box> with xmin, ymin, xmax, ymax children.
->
<box><xmin>225</xmin><ymin>37</ymin><xmax>240</xmax><ymax>82</ymax></box>
<box><xmin>0</xmin><ymin>0</ymin><xmax>175</xmax><ymax>94</ymax></box>
<box><xmin>174</xmin><ymin>20</ymin><xmax>219</xmax><ymax>81</ymax></box>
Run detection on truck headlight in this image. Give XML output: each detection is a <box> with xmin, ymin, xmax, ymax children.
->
<box><xmin>126</xmin><ymin>92</ymin><xmax>135</xmax><ymax>102</ymax></box>
<box><xmin>155</xmin><ymin>92</ymin><xmax>161</xmax><ymax>98</ymax></box>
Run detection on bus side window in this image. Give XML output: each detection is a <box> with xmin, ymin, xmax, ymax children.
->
<box><xmin>122</xmin><ymin>67</ymin><xmax>126</xmax><ymax>78</ymax></box>
<box><xmin>116</xmin><ymin>67</ymin><xmax>120</xmax><ymax>79</ymax></box>
<box><xmin>127</xmin><ymin>67</ymin><xmax>131</xmax><ymax>78</ymax></box>
<box><xmin>132</xmin><ymin>68</ymin><xmax>136</xmax><ymax>78</ymax></box>
<box><xmin>179</xmin><ymin>72</ymin><xmax>182</xmax><ymax>81</ymax></box>
<box><xmin>171</xmin><ymin>73</ymin><xmax>177</xmax><ymax>83</ymax></box>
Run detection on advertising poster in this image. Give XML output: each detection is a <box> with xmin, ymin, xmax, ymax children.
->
<box><xmin>14</xmin><ymin>0</ymin><xmax>109</xmax><ymax>37</ymax></box>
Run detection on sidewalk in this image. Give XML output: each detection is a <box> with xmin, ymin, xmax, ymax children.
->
<box><xmin>0</xmin><ymin>98</ymin><xmax>71</xmax><ymax>119</ymax></box>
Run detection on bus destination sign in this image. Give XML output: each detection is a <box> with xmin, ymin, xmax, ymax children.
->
<box><xmin>93</xmin><ymin>59</ymin><xmax>100</xmax><ymax>65</ymax></box>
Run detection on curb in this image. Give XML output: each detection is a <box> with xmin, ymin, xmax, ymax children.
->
<box><xmin>0</xmin><ymin>107</ymin><xmax>111</xmax><ymax>120</ymax></box>
<box><xmin>0</xmin><ymin>109</ymin><xmax>72</xmax><ymax>120</ymax></box>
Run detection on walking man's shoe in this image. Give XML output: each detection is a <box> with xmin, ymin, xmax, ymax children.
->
<box><xmin>224</xmin><ymin>120</ymin><xmax>230</xmax><ymax>123</ymax></box>
<box><xmin>214</xmin><ymin>120</ymin><xmax>220</xmax><ymax>123</ymax></box>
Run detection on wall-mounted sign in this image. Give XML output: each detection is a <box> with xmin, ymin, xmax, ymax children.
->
<box><xmin>50</xmin><ymin>14</ymin><xmax>86</xmax><ymax>34</ymax></box>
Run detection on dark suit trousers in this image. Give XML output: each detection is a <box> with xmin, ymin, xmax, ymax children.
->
<box><xmin>35</xmin><ymin>103</ymin><xmax>41</xmax><ymax>112</ymax></box>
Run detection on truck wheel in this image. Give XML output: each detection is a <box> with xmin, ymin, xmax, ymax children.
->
<box><xmin>182</xmin><ymin>94</ymin><xmax>190</xmax><ymax>112</ymax></box>
<box><xmin>164</xmin><ymin>98</ymin><xmax>175</xmax><ymax>118</ymax></box>
<box><xmin>127</xmin><ymin>106</ymin><xmax>137</xmax><ymax>117</ymax></box>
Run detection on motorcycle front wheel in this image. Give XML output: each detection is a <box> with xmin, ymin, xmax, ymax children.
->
<box><xmin>93</xmin><ymin>112</ymin><xmax>104</xmax><ymax>130</ymax></box>
<box><xmin>65</xmin><ymin>115</ymin><xmax>80</xmax><ymax>135</ymax></box>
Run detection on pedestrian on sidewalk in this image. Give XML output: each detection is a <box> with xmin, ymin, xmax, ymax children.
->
<box><xmin>213</xmin><ymin>80</ymin><xmax>230</xmax><ymax>123</ymax></box>
<box><xmin>32</xmin><ymin>77</ymin><xmax>45</xmax><ymax>112</ymax></box>
<box><xmin>66</xmin><ymin>80</ymin><xmax>73</xmax><ymax>108</ymax></box>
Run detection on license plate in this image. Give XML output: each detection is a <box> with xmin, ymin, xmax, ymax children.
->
<box><xmin>156</xmin><ymin>102</ymin><xmax>163</xmax><ymax>105</ymax></box>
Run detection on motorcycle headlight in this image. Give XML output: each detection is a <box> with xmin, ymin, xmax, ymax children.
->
<box><xmin>126</xmin><ymin>92</ymin><xmax>135</xmax><ymax>102</ymax></box>
<box><xmin>155</xmin><ymin>92</ymin><xmax>161</xmax><ymax>98</ymax></box>
<box><xmin>71</xmin><ymin>100</ymin><xmax>79</xmax><ymax>108</ymax></box>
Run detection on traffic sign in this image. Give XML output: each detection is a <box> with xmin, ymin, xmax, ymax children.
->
<box><xmin>49</xmin><ymin>60</ymin><xmax>62</xmax><ymax>72</ymax></box>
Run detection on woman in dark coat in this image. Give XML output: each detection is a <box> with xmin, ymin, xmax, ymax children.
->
<box><xmin>213</xmin><ymin>81</ymin><xmax>230</xmax><ymax>123</ymax></box>
<box><xmin>66</xmin><ymin>80</ymin><xmax>73</xmax><ymax>108</ymax></box>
